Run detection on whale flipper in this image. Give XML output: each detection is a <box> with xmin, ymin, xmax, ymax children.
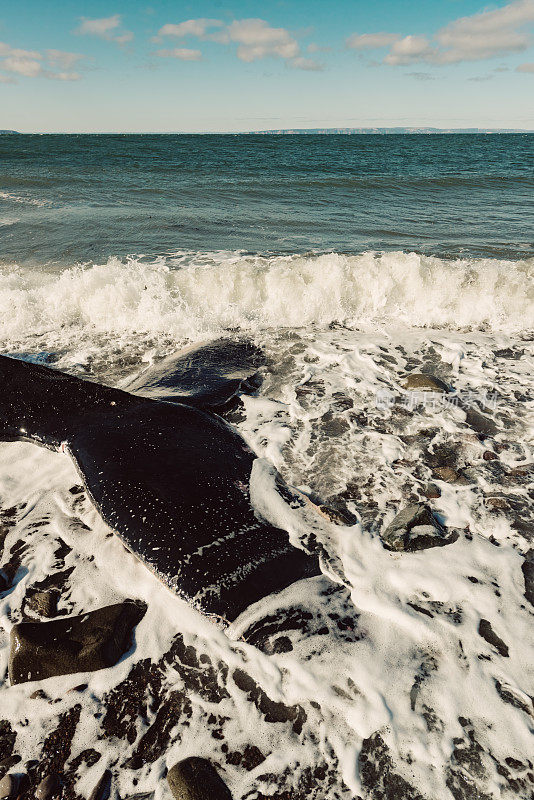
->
<box><xmin>125</xmin><ymin>338</ymin><xmax>265</xmax><ymax>410</ymax></box>
<box><xmin>0</xmin><ymin>354</ymin><xmax>319</xmax><ymax>622</ymax></box>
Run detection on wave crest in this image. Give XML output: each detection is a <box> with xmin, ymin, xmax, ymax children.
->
<box><xmin>0</xmin><ymin>250</ymin><xmax>532</xmax><ymax>346</ymax></box>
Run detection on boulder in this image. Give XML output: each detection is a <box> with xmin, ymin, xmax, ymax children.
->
<box><xmin>382</xmin><ymin>503</ymin><xmax>457</xmax><ymax>552</ymax></box>
<box><xmin>403</xmin><ymin>374</ymin><xmax>450</xmax><ymax>393</ymax></box>
<box><xmin>167</xmin><ymin>758</ymin><xmax>232</xmax><ymax>800</ymax></box>
<box><xmin>9</xmin><ymin>600</ymin><xmax>146</xmax><ymax>685</ymax></box>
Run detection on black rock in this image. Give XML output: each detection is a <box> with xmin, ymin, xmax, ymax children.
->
<box><xmin>89</xmin><ymin>769</ymin><xmax>112</xmax><ymax>800</ymax></box>
<box><xmin>382</xmin><ymin>504</ymin><xmax>457</xmax><ymax>552</ymax></box>
<box><xmin>478</xmin><ymin>618</ymin><xmax>509</xmax><ymax>657</ymax></box>
<box><xmin>521</xmin><ymin>550</ymin><xmax>534</xmax><ymax>607</ymax></box>
<box><xmin>35</xmin><ymin>773</ymin><xmax>62</xmax><ymax>800</ymax></box>
<box><xmin>167</xmin><ymin>758</ymin><xmax>232</xmax><ymax>800</ymax></box>
<box><xmin>9</xmin><ymin>600</ymin><xmax>146</xmax><ymax>684</ymax></box>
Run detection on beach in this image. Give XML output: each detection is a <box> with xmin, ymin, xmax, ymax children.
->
<box><xmin>0</xmin><ymin>134</ymin><xmax>533</xmax><ymax>800</ymax></box>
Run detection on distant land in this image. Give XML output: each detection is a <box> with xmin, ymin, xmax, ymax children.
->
<box><xmin>1</xmin><ymin>128</ymin><xmax>532</xmax><ymax>135</ymax></box>
<box><xmin>249</xmin><ymin>127</ymin><xmax>531</xmax><ymax>135</ymax></box>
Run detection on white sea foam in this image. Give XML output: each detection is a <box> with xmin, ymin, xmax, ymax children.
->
<box><xmin>0</xmin><ymin>251</ymin><xmax>532</xmax><ymax>798</ymax></box>
<box><xmin>0</xmin><ymin>251</ymin><xmax>532</xmax><ymax>357</ymax></box>
<box><xmin>0</xmin><ymin>191</ymin><xmax>51</xmax><ymax>207</ymax></box>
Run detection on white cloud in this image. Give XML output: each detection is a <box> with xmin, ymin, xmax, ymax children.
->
<box><xmin>75</xmin><ymin>14</ymin><xmax>133</xmax><ymax>45</ymax></box>
<box><xmin>157</xmin><ymin>19</ymin><xmax>222</xmax><ymax>39</ymax></box>
<box><xmin>45</xmin><ymin>49</ymin><xmax>83</xmax><ymax>69</ymax></box>
<box><xmin>227</xmin><ymin>19</ymin><xmax>299</xmax><ymax>61</ymax></box>
<box><xmin>517</xmin><ymin>61</ymin><xmax>534</xmax><ymax>70</ymax></box>
<box><xmin>346</xmin><ymin>32</ymin><xmax>400</xmax><ymax>49</ymax></box>
<box><xmin>155</xmin><ymin>48</ymin><xmax>202</xmax><ymax>61</ymax></box>
<box><xmin>289</xmin><ymin>56</ymin><xmax>324</xmax><ymax>71</ymax></box>
<box><xmin>385</xmin><ymin>35</ymin><xmax>435</xmax><ymax>65</ymax></box>
<box><xmin>154</xmin><ymin>16</ymin><xmax>324</xmax><ymax>69</ymax></box>
<box><xmin>0</xmin><ymin>42</ymin><xmax>82</xmax><ymax>81</ymax></box>
<box><xmin>0</xmin><ymin>43</ymin><xmax>40</xmax><ymax>59</ymax></box>
<box><xmin>356</xmin><ymin>0</ymin><xmax>534</xmax><ymax>66</ymax></box>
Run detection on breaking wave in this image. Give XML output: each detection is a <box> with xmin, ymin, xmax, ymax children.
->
<box><xmin>0</xmin><ymin>250</ymin><xmax>532</xmax><ymax>347</ymax></box>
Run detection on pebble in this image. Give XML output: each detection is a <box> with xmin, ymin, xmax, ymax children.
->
<box><xmin>35</xmin><ymin>774</ymin><xmax>61</xmax><ymax>800</ymax></box>
<box><xmin>0</xmin><ymin>775</ymin><xmax>18</xmax><ymax>799</ymax></box>
<box><xmin>167</xmin><ymin>757</ymin><xmax>232</xmax><ymax>800</ymax></box>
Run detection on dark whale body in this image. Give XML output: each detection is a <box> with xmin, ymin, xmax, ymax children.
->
<box><xmin>0</xmin><ymin>348</ymin><xmax>320</xmax><ymax>622</ymax></box>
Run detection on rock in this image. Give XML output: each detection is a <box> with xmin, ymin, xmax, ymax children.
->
<box><xmin>483</xmin><ymin>450</ymin><xmax>498</xmax><ymax>461</ymax></box>
<box><xmin>433</xmin><ymin>466</ymin><xmax>459</xmax><ymax>483</ymax></box>
<box><xmin>464</xmin><ymin>408</ymin><xmax>497</xmax><ymax>437</ymax></box>
<box><xmin>167</xmin><ymin>758</ymin><xmax>232</xmax><ymax>800</ymax></box>
<box><xmin>423</xmin><ymin>483</ymin><xmax>441</xmax><ymax>499</ymax></box>
<box><xmin>88</xmin><ymin>769</ymin><xmax>112</xmax><ymax>800</ymax></box>
<box><xmin>9</xmin><ymin>600</ymin><xmax>146</xmax><ymax>684</ymax></box>
<box><xmin>521</xmin><ymin>550</ymin><xmax>534</xmax><ymax>607</ymax></box>
<box><xmin>484</xmin><ymin>496</ymin><xmax>510</xmax><ymax>511</ymax></box>
<box><xmin>478</xmin><ymin>619</ymin><xmax>509</xmax><ymax>657</ymax></box>
<box><xmin>318</xmin><ymin>504</ymin><xmax>357</xmax><ymax>526</ymax></box>
<box><xmin>403</xmin><ymin>374</ymin><xmax>450</xmax><ymax>393</ymax></box>
<box><xmin>0</xmin><ymin>774</ymin><xmax>18</xmax><ymax>799</ymax></box>
<box><xmin>24</xmin><ymin>590</ymin><xmax>59</xmax><ymax>619</ymax></box>
<box><xmin>382</xmin><ymin>504</ymin><xmax>457</xmax><ymax>552</ymax></box>
<box><xmin>35</xmin><ymin>774</ymin><xmax>62</xmax><ymax>799</ymax></box>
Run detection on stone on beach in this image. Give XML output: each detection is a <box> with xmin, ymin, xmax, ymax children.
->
<box><xmin>9</xmin><ymin>600</ymin><xmax>146</xmax><ymax>685</ymax></box>
<box><xmin>167</xmin><ymin>757</ymin><xmax>232</xmax><ymax>800</ymax></box>
<box><xmin>0</xmin><ymin>774</ymin><xmax>18</xmax><ymax>799</ymax></box>
<box><xmin>382</xmin><ymin>503</ymin><xmax>457</xmax><ymax>552</ymax></box>
<box><xmin>403</xmin><ymin>373</ymin><xmax>450</xmax><ymax>392</ymax></box>
<box><xmin>35</xmin><ymin>773</ymin><xmax>62</xmax><ymax>800</ymax></box>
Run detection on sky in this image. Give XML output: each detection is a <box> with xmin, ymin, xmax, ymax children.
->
<box><xmin>1</xmin><ymin>0</ymin><xmax>533</xmax><ymax>132</ymax></box>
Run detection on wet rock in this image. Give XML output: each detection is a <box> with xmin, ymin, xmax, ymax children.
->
<box><xmin>23</xmin><ymin>590</ymin><xmax>59</xmax><ymax>619</ymax></box>
<box><xmin>423</xmin><ymin>483</ymin><xmax>441</xmax><ymax>499</ymax></box>
<box><xmin>317</xmin><ymin>503</ymin><xmax>357</xmax><ymax>526</ymax></box>
<box><xmin>0</xmin><ymin>722</ymin><xmax>17</xmax><ymax>780</ymax></box>
<box><xmin>403</xmin><ymin>374</ymin><xmax>450</xmax><ymax>393</ymax></box>
<box><xmin>359</xmin><ymin>732</ymin><xmax>426</xmax><ymax>800</ymax></box>
<box><xmin>0</xmin><ymin>774</ymin><xmax>18</xmax><ymax>799</ymax></box>
<box><xmin>35</xmin><ymin>774</ymin><xmax>61</xmax><ymax>800</ymax></box>
<box><xmin>382</xmin><ymin>504</ymin><xmax>457</xmax><ymax>552</ymax></box>
<box><xmin>9</xmin><ymin>600</ymin><xmax>146</xmax><ymax>684</ymax></box>
<box><xmin>89</xmin><ymin>769</ymin><xmax>111</xmax><ymax>800</ymax></box>
<box><xmin>125</xmin><ymin>691</ymin><xmax>192</xmax><ymax>768</ymax></box>
<box><xmin>495</xmin><ymin>680</ymin><xmax>533</xmax><ymax>716</ymax></box>
<box><xmin>167</xmin><ymin>757</ymin><xmax>232</xmax><ymax>800</ymax></box>
<box><xmin>478</xmin><ymin>619</ymin><xmax>509</xmax><ymax>657</ymax></box>
<box><xmin>521</xmin><ymin>550</ymin><xmax>534</xmax><ymax>607</ymax></box>
<box><xmin>484</xmin><ymin>496</ymin><xmax>510</xmax><ymax>511</ymax></box>
<box><xmin>225</xmin><ymin>745</ymin><xmax>266</xmax><ymax>771</ymax></box>
<box><xmin>433</xmin><ymin>466</ymin><xmax>459</xmax><ymax>483</ymax></box>
<box><xmin>232</xmin><ymin>669</ymin><xmax>306</xmax><ymax>733</ymax></box>
<box><xmin>464</xmin><ymin>408</ymin><xmax>497</xmax><ymax>437</ymax></box>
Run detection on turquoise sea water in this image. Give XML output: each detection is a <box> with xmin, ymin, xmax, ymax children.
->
<box><xmin>1</xmin><ymin>133</ymin><xmax>533</xmax><ymax>267</ymax></box>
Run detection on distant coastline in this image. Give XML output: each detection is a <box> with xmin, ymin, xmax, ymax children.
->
<box><xmin>1</xmin><ymin>128</ymin><xmax>533</xmax><ymax>135</ymax></box>
<box><xmin>248</xmin><ymin>127</ymin><xmax>531</xmax><ymax>134</ymax></box>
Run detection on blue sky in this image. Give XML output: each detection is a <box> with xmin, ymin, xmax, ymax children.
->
<box><xmin>1</xmin><ymin>0</ymin><xmax>533</xmax><ymax>131</ymax></box>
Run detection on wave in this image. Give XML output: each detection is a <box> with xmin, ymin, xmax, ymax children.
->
<box><xmin>0</xmin><ymin>250</ymin><xmax>532</xmax><ymax>346</ymax></box>
<box><xmin>0</xmin><ymin>191</ymin><xmax>51</xmax><ymax>207</ymax></box>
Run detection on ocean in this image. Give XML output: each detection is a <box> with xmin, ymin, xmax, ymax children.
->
<box><xmin>0</xmin><ymin>134</ymin><xmax>533</xmax><ymax>800</ymax></box>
